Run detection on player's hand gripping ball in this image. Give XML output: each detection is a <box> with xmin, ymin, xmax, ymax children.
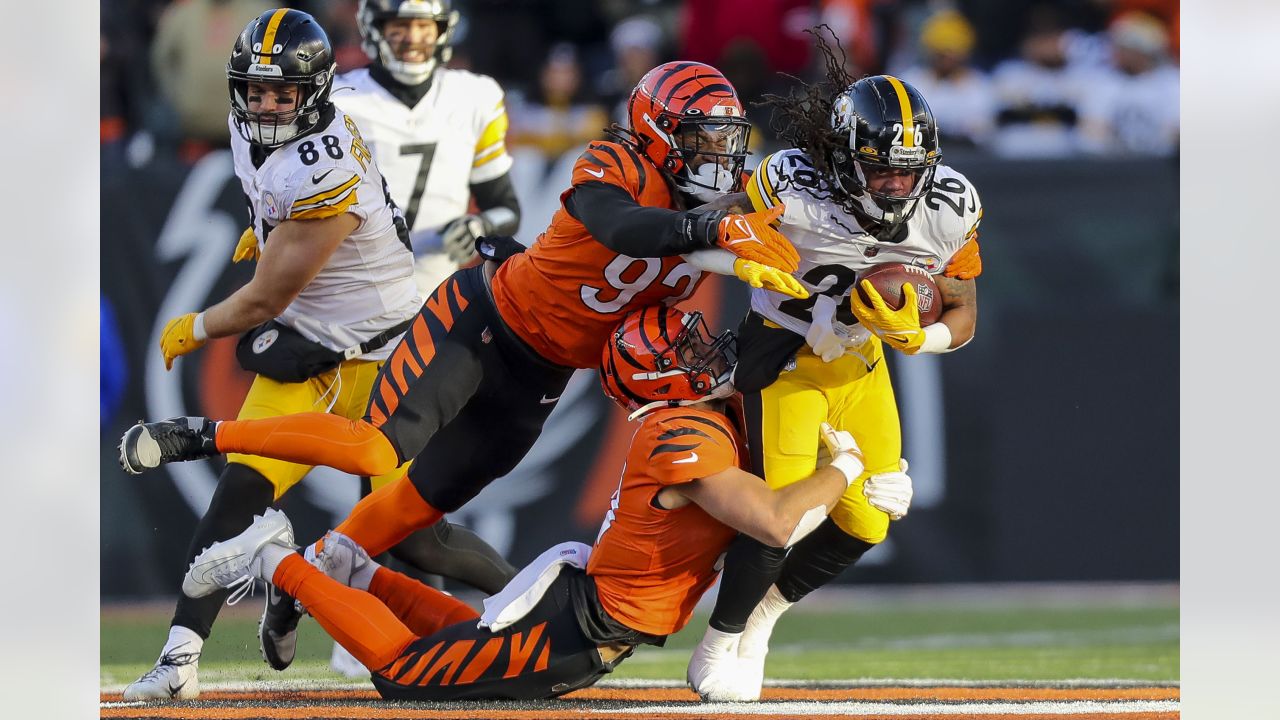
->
<box><xmin>849</xmin><ymin>263</ymin><xmax>942</xmax><ymax>355</ymax></box>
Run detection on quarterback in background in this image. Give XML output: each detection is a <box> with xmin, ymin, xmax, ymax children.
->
<box><xmin>687</xmin><ymin>34</ymin><xmax>984</xmax><ymax>702</ymax></box>
<box><xmin>175</xmin><ymin>305</ymin><xmax>867</xmax><ymax>701</ymax></box>
<box><xmin>334</xmin><ymin>0</ymin><xmax>520</xmax><ymax>294</ymax></box>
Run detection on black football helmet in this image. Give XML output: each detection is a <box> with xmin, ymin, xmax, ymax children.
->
<box><xmin>227</xmin><ymin>9</ymin><xmax>336</xmax><ymax>147</ymax></box>
<box><xmin>827</xmin><ymin>75</ymin><xmax>941</xmax><ymax>234</ymax></box>
<box><xmin>358</xmin><ymin>0</ymin><xmax>459</xmax><ymax>85</ymax></box>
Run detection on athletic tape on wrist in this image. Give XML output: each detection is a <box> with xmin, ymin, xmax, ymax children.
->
<box><xmin>829</xmin><ymin>453</ymin><xmax>864</xmax><ymax>487</ymax></box>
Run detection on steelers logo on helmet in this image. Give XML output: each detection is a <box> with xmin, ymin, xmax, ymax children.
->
<box><xmin>622</xmin><ymin>62</ymin><xmax>752</xmax><ymax>202</ymax></box>
<box><xmin>227</xmin><ymin>9</ymin><xmax>338</xmax><ymax>147</ymax></box>
<box><xmin>825</xmin><ymin>75</ymin><xmax>942</xmax><ymax>236</ymax></box>
<box><xmin>357</xmin><ymin>0</ymin><xmax>459</xmax><ymax>86</ymax></box>
<box><xmin>601</xmin><ymin>306</ymin><xmax>738</xmax><ymax>420</ymax></box>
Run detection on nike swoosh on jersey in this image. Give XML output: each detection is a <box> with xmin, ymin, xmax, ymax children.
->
<box><xmin>312</xmin><ymin>169</ymin><xmax>334</xmax><ymax>184</ymax></box>
<box><xmin>584</xmin><ymin>167</ymin><xmax>605</xmax><ymax>178</ymax></box>
<box><xmin>672</xmin><ymin>452</ymin><xmax>699</xmax><ymax>464</ymax></box>
<box><xmin>540</xmin><ymin>394</ymin><xmax>561</xmax><ymax>404</ymax></box>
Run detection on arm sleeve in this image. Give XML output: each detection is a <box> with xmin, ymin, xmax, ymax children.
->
<box><xmin>562</xmin><ymin>141</ymin><xmax>724</xmax><ymax>257</ymax></box>
<box><xmin>567</xmin><ymin>182</ymin><xmax>720</xmax><ymax>257</ymax></box>
<box><xmin>470</xmin><ymin>172</ymin><xmax>521</xmax><ymax>235</ymax></box>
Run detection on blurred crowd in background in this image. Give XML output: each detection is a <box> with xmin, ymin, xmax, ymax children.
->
<box><xmin>102</xmin><ymin>0</ymin><xmax>1179</xmax><ymax>171</ymax></box>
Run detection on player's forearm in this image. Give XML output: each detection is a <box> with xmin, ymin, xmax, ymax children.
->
<box><xmin>761</xmin><ymin>465</ymin><xmax>855</xmax><ymax>546</ymax></box>
<box><xmin>568</xmin><ymin>182</ymin><xmax>721</xmax><ymax>257</ymax></box>
<box><xmin>933</xmin><ymin>275</ymin><xmax>978</xmax><ymax>350</ymax></box>
<box><xmin>200</xmin><ymin>284</ymin><xmax>291</xmax><ymax>339</ymax></box>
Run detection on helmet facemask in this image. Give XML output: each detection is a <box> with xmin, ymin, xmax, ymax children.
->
<box><xmin>829</xmin><ymin>146</ymin><xmax>936</xmax><ymax>231</ymax></box>
<box><xmin>359</xmin><ymin>2</ymin><xmax>458</xmax><ymax>86</ymax></box>
<box><xmin>230</xmin><ymin>72</ymin><xmax>332</xmax><ymax>147</ymax></box>
<box><xmin>671</xmin><ymin>116</ymin><xmax>751</xmax><ymax>202</ymax></box>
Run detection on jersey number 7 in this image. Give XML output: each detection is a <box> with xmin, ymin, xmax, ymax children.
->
<box><xmin>399</xmin><ymin>143</ymin><xmax>438</xmax><ymax>230</ymax></box>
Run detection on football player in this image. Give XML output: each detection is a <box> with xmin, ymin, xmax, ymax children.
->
<box><xmin>173</xmin><ymin>305</ymin><xmax>868</xmax><ymax>701</ymax></box>
<box><xmin>319</xmin><ymin>0</ymin><xmax>521</xmax><ymax>672</ymax></box>
<box><xmin>122</xmin><ymin>9</ymin><xmax>514</xmax><ymax>700</ymax></box>
<box><xmin>120</xmin><ymin>60</ymin><xmax>808</xmax><ymax>663</ymax></box>
<box><xmin>333</xmin><ymin>0</ymin><xmax>520</xmax><ymax>295</ymax></box>
<box><xmin>685</xmin><ymin>42</ymin><xmax>984</xmax><ymax>701</ymax></box>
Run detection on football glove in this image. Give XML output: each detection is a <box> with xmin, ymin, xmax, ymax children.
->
<box><xmin>716</xmin><ymin>204</ymin><xmax>800</xmax><ymax>273</ymax></box>
<box><xmin>160</xmin><ymin>312</ymin><xmax>206</xmax><ymax>370</ymax></box>
<box><xmin>440</xmin><ymin>214</ymin><xmax>487</xmax><ymax>265</ymax></box>
<box><xmin>232</xmin><ymin>226</ymin><xmax>260</xmax><ymax>263</ymax></box>
<box><xmin>849</xmin><ymin>280</ymin><xmax>925</xmax><ymax>355</ymax></box>
<box><xmin>819</xmin><ymin>422</ymin><xmax>865</xmax><ymax>486</ymax></box>
<box><xmin>944</xmin><ymin>236</ymin><xmax>982</xmax><ymax>280</ymax></box>
<box><xmin>864</xmin><ymin>459</ymin><xmax>912</xmax><ymax>520</ymax></box>
<box><xmin>733</xmin><ymin>258</ymin><xmax>808</xmax><ymax>300</ymax></box>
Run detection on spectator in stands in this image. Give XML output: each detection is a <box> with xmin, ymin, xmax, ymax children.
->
<box><xmin>507</xmin><ymin>44</ymin><xmax>609</xmax><ymax>160</ymax></box>
<box><xmin>597</xmin><ymin>16</ymin><xmax>666</xmax><ymax>127</ymax></box>
<box><xmin>989</xmin><ymin>4</ymin><xmax>1092</xmax><ymax>158</ymax></box>
<box><xmin>898</xmin><ymin>9</ymin><xmax>996</xmax><ymax>148</ymax></box>
<box><xmin>1078</xmin><ymin>12</ymin><xmax>1179</xmax><ymax>157</ymax></box>
<box><xmin>150</xmin><ymin>0</ymin><xmax>274</xmax><ymax>154</ymax></box>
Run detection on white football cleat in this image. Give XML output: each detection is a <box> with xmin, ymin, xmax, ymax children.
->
<box><xmin>310</xmin><ymin>531</ymin><xmax>374</xmax><ymax>587</ymax></box>
<box><xmin>183</xmin><ymin>509</ymin><xmax>296</xmax><ymax>600</ymax></box>
<box><xmin>735</xmin><ymin>584</ymin><xmax>796</xmax><ymax>701</ymax></box>
<box><xmin>687</xmin><ymin>626</ymin><xmax>753</xmax><ymax>701</ymax></box>
<box><xmin>330</xmin><ymin>641</ymin><xmax>370</xmax><ymax>678</ymax></box>
<box><xmin>121</xmin><ymin>642</ymin><xmax>200</xmax><ymax>700</ymax></box>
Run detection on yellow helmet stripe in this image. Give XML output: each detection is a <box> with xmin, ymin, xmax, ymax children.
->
<box><xmin>883</xmin><ymin>75</ymin><xmax>915</xmax><ymax>148</ymax></box>
<box><xmin>258</xmin><ymin>8</ymin><xmax>291</xmax><ymax>65</ymax></box>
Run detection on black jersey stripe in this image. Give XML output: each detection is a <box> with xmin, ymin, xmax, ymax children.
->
<box><xmin>649</xmin><ymin>442</ymin><xmax>700</xmax><ymax>459</ymax></box>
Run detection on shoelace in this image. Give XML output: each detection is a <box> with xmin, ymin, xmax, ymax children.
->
<box><xmin>138</xmin><ymin>646</ymin><xmax>199</xmax><ymax>681</ymax></box>
<box><xmin>224</xmin><ymin>573</ymin><xmax>258</xmax><ymax>606</ymax></box>
<box><xmin>152</xmin><ymin>424</ymin><xmax>203</xmax><ymax>457</ymax></box>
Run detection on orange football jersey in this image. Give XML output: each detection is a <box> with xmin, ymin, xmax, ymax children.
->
<box><xmin>588</xmin><ymin>406</ymin><xmax>743</xmax><ymax>637</ymax></box>
<box><xmin>490</xmin><ymin>141</ymin><xmax>706</xmax><ymax>368</ymax></box>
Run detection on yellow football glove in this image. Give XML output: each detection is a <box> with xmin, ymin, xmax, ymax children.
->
<box><xmin>232</xmin><ymin>226</ymin><xmax>260</xmax><ymax>263</ymax></box>
<box><xmin>733</xmin><ymin>258</ymin><xmax>809</xmax><ymax>300</ymax></box>
<box><xmin>160</xmin><ymin>313</ymin><xmax>206</xmax><ymax>370</ymax></box>
<box><xmin>849</xmin><ymin>280</ymin><xmax>924</xmax><ymax>354</ymax></box>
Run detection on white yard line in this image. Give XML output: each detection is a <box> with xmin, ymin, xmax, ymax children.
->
<box><xmin>606</xmin><ymin>700</ymin><xmax>1180</xmax><ymax>715</ymax></box>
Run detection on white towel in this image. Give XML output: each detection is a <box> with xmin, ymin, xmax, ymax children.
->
<box><xmin>478</xmin><ymin>541</ymin><xmax>592</xmax><ymax>632</ymax></box>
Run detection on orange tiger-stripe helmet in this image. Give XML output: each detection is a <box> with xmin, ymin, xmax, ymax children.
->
<box><xmin>600</xmin><ymin>306</ymin><xmax>737</xmax><ymax>417</ymax></box>
<box><xmin>626</xmin><ymin>62</ymin><xmax>751</xmax><ymax>200</ymax></box>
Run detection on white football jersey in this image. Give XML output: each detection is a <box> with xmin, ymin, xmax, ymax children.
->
<box><xmin>745</xmin><ymin>149</ymin><xmax>983</xmax><ymax>345</ymax></box>
<box><xmin>229</xmin><ymin>109</ymin><xmax>421</xmax><ymax>362</ymax></box>
<box><xmin>332</xmin><ymin>68</ymin><xmax>514</xmax><ymax>292</ymax></box>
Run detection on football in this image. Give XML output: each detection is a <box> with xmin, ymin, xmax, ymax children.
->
<box><xmin>856</xmin><ymin>263</ymin><xmax>943</xmax><ymax>326</ymax></box>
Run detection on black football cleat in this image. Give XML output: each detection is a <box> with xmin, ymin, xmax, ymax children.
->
<box><xmin>259</xmin><ymin>583</ymin><xmax>303</xmax><ymax>671</ymax></box>
<box><xmin>119</xmin><ymin>417</ymin><xmax>218</xmax><ymax>475</ymax></box>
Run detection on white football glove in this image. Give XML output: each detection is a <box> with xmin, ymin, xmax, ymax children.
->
<box><xmin>440</xmin><ymin>214</ymin><xmax>487</xmax><ymax>265</ymax></box>
<box><xmin>864</xmin><ymin>458</ymin><xmax>912</xmax><ymax>520</ymax></box>
<box><xmin>805</xmin><ymin>295</ymin><xmax>845</xmax><ymax>362</ymax></box>
<box><xmin>819</xmin><ymin>422</ymin><xmax>865</xmax><ymax>486</ymax></box>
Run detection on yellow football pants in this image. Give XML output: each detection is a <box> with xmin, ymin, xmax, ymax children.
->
<box><xmin>753</xmin><ymin>338</ymin><xmax>901</xmax><ymax>544</ymax></box>
<box><xmin>228</xmin><ymin>359</ymin><xmax>409</xmax><ymax>500</ymax></box>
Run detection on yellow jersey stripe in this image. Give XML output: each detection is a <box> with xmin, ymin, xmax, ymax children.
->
<box><xmin>258</xmin><ymin>8</ymin><xmax>290</xmax><ymax>65</ymax></box>
<box><xmin>758</xmin><ymin>153</ymin><xmax>778</xmax><ymax>200</ymax></box>
<box><xmin>473</xmin><ymin>110</ymin><xmax>509</xmax><ymax>156</ymax></box>
<box><xmin>883</xmin><ymin>75</ymin><xmax>915</xmax><ymax>148</ymax></box>
<box><xmin>289</xmin><ymin>189</ymin><xmax>358</xmax><ymax>220</ymax></box>
<box><xmin>292</xmin><ymin>174</ymin><xmax>360</xmax><ymax>209</ymax></box>
<box><xmin>472</xmin><ymin>144</ymin><xmax>507</xmax><ymax>167</ymax></box>
<box><xmin>746</xmin><ymin>173</ymin><xmax>774</xmax><ymax>211</ymax></box>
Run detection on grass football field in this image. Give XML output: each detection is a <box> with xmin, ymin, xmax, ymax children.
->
<box><xmin>101</xmin><ymin>583</ymin><xmax>1178</xmax><ymax>688</ymax></box>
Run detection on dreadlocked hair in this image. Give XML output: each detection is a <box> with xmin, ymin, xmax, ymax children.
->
<box><xmin>757</xmin><ymin>25</ymin><xmax>856</xmax><ymax>183</ymax></box>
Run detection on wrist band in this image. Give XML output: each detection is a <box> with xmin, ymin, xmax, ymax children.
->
<box><xmin>192</xmin><ymin>312</ymin><xmax>209</xmax><ymax>342</ymax></box>
<box><xmin>829</xmin><ymin>453</ymin><xmax>865</xmax><ymax>487</ymax></box>
<box><xmin>918</xmin><ymin>322</ymin><xmax>953</xmax><ymax>354</ymax></box>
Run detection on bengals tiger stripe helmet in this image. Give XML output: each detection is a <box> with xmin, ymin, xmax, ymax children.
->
<box><xmin>601</xmin><ymin>306</ymin><xmax>737</xmax><ymax>418</ymax></box>
<box><xmin>626</xmin><ymin>62</ymin><xmax>751</xmax><ymax>201</ymax></box>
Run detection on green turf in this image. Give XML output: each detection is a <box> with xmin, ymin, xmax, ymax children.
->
<box><xmin>101</xmin><ymin>597</ymin><xmax>1178</xmax><ymax>687</ymax></box>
